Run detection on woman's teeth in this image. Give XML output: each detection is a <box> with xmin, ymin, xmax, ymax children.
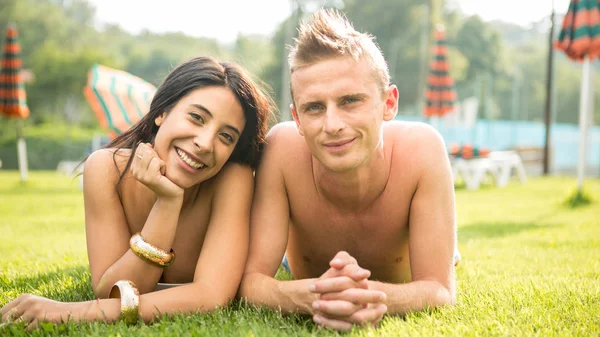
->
<box><xmin>177</xmin><ymin>149</ymin><xmax>205</xmax><ymax>169</ymax></box>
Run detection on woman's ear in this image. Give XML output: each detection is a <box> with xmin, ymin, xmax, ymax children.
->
<box><xmin>155</xmin><ymin>112</ymin><xmax>166</xmax><ymax>126</ymax></box>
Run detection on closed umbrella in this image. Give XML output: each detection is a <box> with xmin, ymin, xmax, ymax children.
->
<box><xmin>83</xmin><ymin>64</ymin><xmax>156</xmax><ymax>138</ymax></box>
<box><xmin>0</xmin><ymin>24</ymin><xmax>30</xmax><ymax>181</ymax></box>
<box><xmin>555</xmin><ymin>0</ymin><xmax>600</xmax><ymax>193</ymax></box>
<box><xmin>424</xmin><ymin>24</ymin><xmax>457</xmax><ymax>118</ymax></box>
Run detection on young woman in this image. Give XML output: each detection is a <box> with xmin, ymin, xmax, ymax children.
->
<box><xmin>1</xmin><ymin>56</ymin><xmax>274</xmax><ymax>330</ymax></box>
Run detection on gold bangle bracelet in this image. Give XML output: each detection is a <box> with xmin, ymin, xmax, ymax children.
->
<box><xmin>130</xmin><ymin>232</ymin><xmax>176</xmax><ymax>267</ymax></box>
<box><xmin>109</xmin><ymin>280</ymin><xmax>140</xmax><ymax>325</ymax></box>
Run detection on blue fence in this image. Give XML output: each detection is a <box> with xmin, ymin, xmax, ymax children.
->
<box><xmin>396</xmin><ymin>115</ymin><xmax>600</xmax><ymax>175</ymax></box>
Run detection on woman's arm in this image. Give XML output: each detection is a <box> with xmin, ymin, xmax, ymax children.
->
<box><xmin>84</xmin><ymin>148</ymin><xmax>182</xmax><ymax>298</ymax></box>
<box><xmin>95</xmin><ymin>162</ymin><xmax>255</xmax><ymax>320</ymax></box>
<box><xmin>0</xmin><ymin>162</ymin><xmax>254</xmax><ymax>329</ymax></box>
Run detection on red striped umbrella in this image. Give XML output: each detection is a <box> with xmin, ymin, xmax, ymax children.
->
<box><xmin>554</xmin><ymin>0</ymin><xmax>599</xmax><ymax>192</ymax></box>
<box><xmin>83</xmin><ymin>64</ymin><xmax>156</xmax><ymax>138</ymax></box>
<box><xmin>555</xmin><ymin>0</ymin><xmax>600</xmax><ymax>60</ymax></box>
<box><xmin>0</xmin><ymin>24</ymin><xmax>29</xmax><ymax>119</ymax></box>
<box><xmin>424</xmin><ymin>24</ymin><xmax>457</xmax><ymax>118</ymax></box>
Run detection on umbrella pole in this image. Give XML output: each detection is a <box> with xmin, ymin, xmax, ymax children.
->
<box><xmin>577</xmin><ymin>56</ymin><xmax>592</xmax><ymax>192</ymax></box>
<box><xmin>16</xmin><ymin>119</ymin><xmax>28</xmax><ymax>182</ymax></box>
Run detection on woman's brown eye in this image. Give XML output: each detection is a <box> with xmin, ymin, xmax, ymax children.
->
<box><xmin>221</xmin><ymin>133</ymin><xmax>234</xmax><ymax>143</ymax></box>
<box><xmin>190</xmin><ymin>113</ymin><xmax>204</xmax><ymax>124</ymax></box>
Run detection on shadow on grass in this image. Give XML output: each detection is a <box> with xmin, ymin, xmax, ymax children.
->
<box><xmin>0</xmin><ymin>265</ymin><xmax>94</xmax><ymax>304</ymax></box>
<box><xmin>454</xmin><ymin>181</ymin><xmax>496</xmax><ymax>191</ymax></box>
<box><xmin>459</xmin><ymin>221</ymin><xmax>563</xmax><ymax>240</ymax></box>
<box><xmin>563</xmin><ymin>189</ymin><xmax>593</xmax><ymax>209</ymax></box>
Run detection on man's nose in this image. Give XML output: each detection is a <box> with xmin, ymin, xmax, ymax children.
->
<box><xmin>323</xmin><ymin>106</ymin><xmax>345</xmax><ymax>135</ymax></box>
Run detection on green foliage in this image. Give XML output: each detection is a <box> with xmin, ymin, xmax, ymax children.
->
<box><xmin>0</xmin><ymin>0</ymin><xmax>274</xmax><ymax>128</ymax></box>
<box><xmin>0</xmin><ymin>122</ymin><xmax>98</xmax><ymax>169</ymax></box>
<box><xmin>1</xmin><ymin>0</ymin><xmax>599</xmax><ymax>128</ymax></box>
<box><xmin>1</xmin><ymin>173</ymin><xmax>599</xmax><ymax>336</ymax></box>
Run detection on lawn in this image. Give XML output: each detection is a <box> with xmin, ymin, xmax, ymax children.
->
<box><xmin>0</xmin><ymin>171</ymin><xmax>599</xmax><ymax>336</ymax></box>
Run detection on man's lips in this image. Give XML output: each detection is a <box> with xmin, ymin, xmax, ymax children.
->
<box><xmin>324</xmin><ymin>138</ymin><xmax>355</xmax><ymax>147</ymax></box>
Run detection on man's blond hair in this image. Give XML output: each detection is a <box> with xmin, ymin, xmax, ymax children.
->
<box><xmin>288</xmin><ymin>8</ymin><xmax>390</xmax><ymax>94</ymax></box>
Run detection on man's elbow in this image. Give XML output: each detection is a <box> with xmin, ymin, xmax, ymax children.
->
<box><xmin>237</xmin><ymin>271</ymin><xmax>258</xmax><ymax>299</ymax></box>
<box><xmin>433</xmin><ymin>284</ymin><xmax>456</xmax><ymax>307</ymax></box>
<box><xmin>238</xmin><ymin>269</ymin><xmax>273</xmax><ymax>301</ymax></box>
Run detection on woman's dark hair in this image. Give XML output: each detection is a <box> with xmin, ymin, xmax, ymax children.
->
<box><xmin>103</xmin><ymin>56</ymin><xmax>275</xmax><ymax>187</ymax></box>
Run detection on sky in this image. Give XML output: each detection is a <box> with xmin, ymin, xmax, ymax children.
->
<box><xmin>89</xmin><ymin>0</ymin><xmax>572</xmax><ymax>43</ymax></box>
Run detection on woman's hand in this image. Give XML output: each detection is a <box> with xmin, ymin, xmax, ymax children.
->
<box><xmin>132</xmin><ymin>143</ymin><xmax>183</xmax><ymax>200</ymax></box>
<box><xmin>1</xmin><ymin>294</ymin><xmax>96</xmax><ymax>331</ymax></box>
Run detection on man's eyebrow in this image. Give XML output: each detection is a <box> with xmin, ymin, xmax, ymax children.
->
<box><xmin>339</xmin><ymin>93</ymin><xmax>367</xmax><ymax>101</ymax></box>
<box><xmin>190</xmin><ymin>104</ymin><xmax>240</xmax><ymax>136</ymax></box>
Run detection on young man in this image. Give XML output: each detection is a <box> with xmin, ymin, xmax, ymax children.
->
<box><xmin>239</xmin><ymin>9</ymin><xmax>457</xmax><ymax>331</ymax></box>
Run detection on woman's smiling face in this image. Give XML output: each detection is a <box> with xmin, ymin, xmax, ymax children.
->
<box><xmin>152</xmin><ymin>85</ymin><xmax>246</xmax><ymax>188</ymax></box>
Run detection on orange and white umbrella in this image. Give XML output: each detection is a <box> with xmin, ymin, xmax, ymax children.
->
<box><xmin>83</xmin><ymin>64</ymin><xmax>156</xmax><ymax>138</ymax></box>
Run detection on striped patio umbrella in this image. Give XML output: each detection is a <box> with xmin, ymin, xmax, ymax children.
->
<box><xmin>0</xmin><ymin>24</ymin><xmax>29</xmax><ymax>119</ymax></box>
<box><xmin>554</xmin><ymin>0</ymin><xmax>600</xmax><ymax>192</ymax></box>
<box><xmin>83</xmin><ymin>64</ymin><xmax>156</xmax><ymax>138</ymax></box>
<box><xmin>424</xmin><ymin>24</ymin><xmax>457</xmax><ymax>118</ymax></box>
<box><xmin>0</xmin><ymin>24</ymin><xmax>30</xmax><ymax>181</ymax></box>
<box><xmin>555</xmin><ymin>0</ymin><xmax>600</xmax><ymax>60</ymax></box>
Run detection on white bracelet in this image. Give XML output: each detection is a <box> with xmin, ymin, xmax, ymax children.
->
<box><xmin>109</xmin><ymin>280</ymin><xmax>140</xmax><ymax>324</ymax></box>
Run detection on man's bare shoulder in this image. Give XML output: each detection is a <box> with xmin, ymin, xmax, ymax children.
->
<box><xmin>385</xmin><ymin>120</ymin><xmax>445</xmax><ymax>149</ymax></box>
<box><xmin>265</xmin><ymin>121</ymin><xmax>310</xmax><ymax>157</ymax></box>
<box><xmin>384</xmin><ymin>120</ymin><xmax>448</xmax><ymax>167</ymax></box>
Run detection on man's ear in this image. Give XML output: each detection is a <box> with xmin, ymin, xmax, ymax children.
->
<box><xmin>290</xmin><ymin>104</ymin><xmax>304</xmax><ymax>136</ymax></box>
<box><xmin>155</xmin><ymin>112</ymin><xmax>166</xmax><ymax>126</ymax></box>
<box><xmin>383</xmin><ymin>85</ymin><xmax>399</xmax><ymax>121</ymax></box>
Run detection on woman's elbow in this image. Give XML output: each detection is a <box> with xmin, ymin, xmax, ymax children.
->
<box><xmin>92</xmin><ymin>279</ymin><xmax>112</xmax><ymax>299</ymax></box>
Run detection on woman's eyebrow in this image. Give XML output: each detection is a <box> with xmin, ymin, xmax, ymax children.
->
<box><xmin>190</xmin><ymin>104</ymin><xmax>240</xmax><ymax>136</ymax></box>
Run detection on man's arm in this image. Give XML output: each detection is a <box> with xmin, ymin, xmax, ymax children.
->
<box><xmin>238</xmin><ymin>123</ymin><xmax>318</xmax><ymax>314</ymax></box>
<box><xmin>370</xmin><ymin>124</ymin><xmax>456</xmax><ymax>313</ymax></box>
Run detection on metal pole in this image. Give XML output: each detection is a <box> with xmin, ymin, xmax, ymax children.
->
<box><xmin>16</xmin><ymin>119</ymin><xmax>28</xmax><ymax>182</ymax></box>
<box><xmin>416</xmin><ymin>2</ymin><xmax>430</xmax><ymax>117</ymax></box>
<box><xmin>511</xmin><ymin>72</ymin><xmax>521</xmax><ymax>147</ymax></box>
<box><xmin>543</xmin><ymin>2</ymin><xmax>555</xmax><ymax>175</ymax></box>
<box><xmin>279</xmin><ymin>0</ymin><xmax>295</xmax><ymax>121</ymax></box>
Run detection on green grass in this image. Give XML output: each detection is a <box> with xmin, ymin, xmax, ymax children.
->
<box><xmin>1</xmin><ymin>171</ymin><xmax>599</xmax><ymax>336</ymax></box>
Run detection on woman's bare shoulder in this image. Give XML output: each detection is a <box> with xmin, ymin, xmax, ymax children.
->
<box><xmin>83</xmin><ymin>148</ymin><xmax>133</xmax><ymax>186</ymax></box>
<box><xmin>204</xmin><ymin>162</ymin><xmax>253</xmax><ymax>193</ymax></box>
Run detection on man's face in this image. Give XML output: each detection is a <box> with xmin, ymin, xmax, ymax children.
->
<box><xmin>290</xmin><ymin>56</ymin><xmax>397</xmax><ymax>172</ymax></box>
